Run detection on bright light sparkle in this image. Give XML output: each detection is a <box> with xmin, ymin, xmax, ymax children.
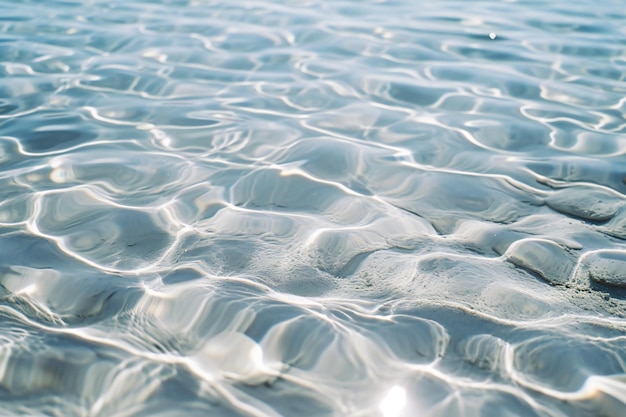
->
<box><xmin>379</xmin><ymin>386</ymin><xmax>407</xmax><ymax>417</ymax></box>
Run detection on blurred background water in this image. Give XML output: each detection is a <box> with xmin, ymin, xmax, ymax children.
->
<box><xmin>1</xmin><ymin>0</ymin><xmax>626</xmax><ymax>416</ymax></box>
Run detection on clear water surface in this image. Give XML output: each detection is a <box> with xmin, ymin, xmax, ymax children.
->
<box><xmin>1</xmin><ymin>0</ymin><xmax>625</xmax><ymax>416</ymax></box>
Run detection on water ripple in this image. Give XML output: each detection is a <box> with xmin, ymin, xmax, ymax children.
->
<box><xmin>1</xmin><ymin>0</ymin><xmax>625</xmax><ymax>416</ymax></box>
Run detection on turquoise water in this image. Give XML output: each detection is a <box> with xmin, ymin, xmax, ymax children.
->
<box><xmin>1</xmin><ymin>0</ymin><xmax>626</xmax><ymax>415</ymax></box>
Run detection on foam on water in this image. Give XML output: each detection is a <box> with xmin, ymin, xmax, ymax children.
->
<box><xmin>1</xmin><ymin>0</ymin><xmax>626</xmax><ymax>416</ymax></box>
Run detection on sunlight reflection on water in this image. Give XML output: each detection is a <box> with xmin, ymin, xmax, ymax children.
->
<box><xmin>380</xmin><ymin>386</ymin><xmax>407</xmax><ymax>417</ymax></box>
<box><xmin>0</xmin><ymin>0</ymin><xmax>625</xmax><ymax>416</ymax></box>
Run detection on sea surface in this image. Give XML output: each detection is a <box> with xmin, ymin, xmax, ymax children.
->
<box><xmin>1</xmin><ymin>0</ymin><xmax>626</xmax><ymax>416</ymax></box>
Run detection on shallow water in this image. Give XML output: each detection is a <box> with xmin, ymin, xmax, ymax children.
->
<box><xmin>1</xmin><ymin>0</ymin><xmax>626</xmax><ymax>416</ymax></box>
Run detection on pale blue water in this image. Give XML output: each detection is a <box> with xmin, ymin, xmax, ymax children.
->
<box><xmin>1</xmin><ymin>0</ymin><xmax>625</xmax><ymax>416</ymax></box>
